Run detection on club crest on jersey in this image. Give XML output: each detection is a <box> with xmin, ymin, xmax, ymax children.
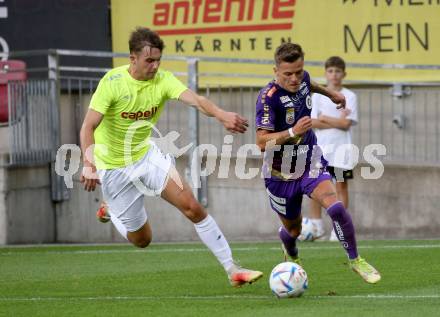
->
<box><xmin>306</xmin><ymin>95</ymin><xmax>312</xmax><ymax>109</ymax></box>
<box><xmin>286</xmin><ymin>108</ymin><xmax>295</xmax><ymax>124</ymax></box>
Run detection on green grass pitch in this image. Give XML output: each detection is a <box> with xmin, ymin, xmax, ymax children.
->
<box><xmin>1</xmin><ymin>240</ymin><xmax>439</xmax><ymax>317</ymax></box>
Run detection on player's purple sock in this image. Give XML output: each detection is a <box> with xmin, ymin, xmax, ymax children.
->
<box><xmin>326</xmin><ymin>201</ymin><xmax>358</xmax><ymax>259</ymax></box>
<box><xmin>278</xmin><ymin>226</ymin><xmax>298</xmax><ymax>258</ymax></box>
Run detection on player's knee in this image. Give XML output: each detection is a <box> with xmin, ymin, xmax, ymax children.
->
<box><xmin>129</xmin><ymin>231</ymin><xmax>152</xmax><ymax>248</ymax></box>
<box><xmin>133</xmin><ymin>236</ymin><xmax>152</xmax><ymax>249</ymax></box>
<box><xmin>183</xmin><ymin>199</ymin><xmax>205</xmax><ymax>223</ymax></box>
<box><xmin>318</xmin><ymin>191</ymin><xmax>338</xmax><ymax>207</ymax></box>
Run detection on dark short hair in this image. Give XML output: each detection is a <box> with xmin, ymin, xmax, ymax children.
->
<box><xmin>325</xmin><ymin>56</ymin><xmax>346</xmax><ymax>71</ymax></box>
<box><xmin>129</xmin><ymin>27</ymin><xmax>164</xmax><ymax>54</ymax></box>
<box><xmin>274</xmin><ymin>43</ymin><xmax>305</xmax><ymax>66</ymax></box>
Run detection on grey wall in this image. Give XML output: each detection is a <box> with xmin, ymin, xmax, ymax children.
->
<box><xmin>0</xmin><ymin>165</ymin><xmax>55</xmax><ymax>244</ymax></box>
<box><xmin>349</xmin><ymin>164</ymin><xmax>440</xmax><ymax>239</ymax></box>
<box><xmin>3</xmin><ymin>156</ymin><xmax>438</xmax><ymax>245</ymax></box>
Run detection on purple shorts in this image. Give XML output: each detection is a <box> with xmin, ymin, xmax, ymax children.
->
<box><xmin>264</xmin><ymin>168</ymin><xmax>332</xmax><ymax>220</ymax></box>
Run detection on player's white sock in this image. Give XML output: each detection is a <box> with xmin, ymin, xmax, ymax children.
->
<box><xmin>194</xmin><ymin>215</ymin><xmax>234</xmax><ymax>271</ymax></box>
<box><xmin>310</xmin><ymin>218</ymin><xmax>324</xmax><ymax>236</ymax></box>
<box><xmin>310</xmin><ymin>218</ymin><xmax>323</xmax><ymax>227</ymax></box>
<box><xmin>110</xmin><ymin>214</ymin><xmax>128</xmax><ymax>240</ymax></box>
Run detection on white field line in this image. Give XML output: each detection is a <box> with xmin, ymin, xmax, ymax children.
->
<box><xmin>1</xmin><ymin>244</ymin><xmax>440</xmax><ymax>256</ymax></box>
<box><xmin>0</xmin><ymin>294</ymin><xmax>439</xmax><ymax>302</ymax></box>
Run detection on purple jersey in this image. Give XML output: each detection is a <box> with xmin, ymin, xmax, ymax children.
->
<box><xmin>256</xmin><ymin>71</ymin><xmax>319</xmax><ymax>177</ymax></box>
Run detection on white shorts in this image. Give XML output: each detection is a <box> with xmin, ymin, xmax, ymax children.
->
<box><xmin>97</xmin><ymin>143</ymin><xmax>173</xmax><ymax>232</ymax></box>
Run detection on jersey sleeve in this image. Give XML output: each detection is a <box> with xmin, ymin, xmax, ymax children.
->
<box><xmin>90</xmin><ymin>75</ymin><xmax>114</xmax><ymax>115</ymax></box>
<box><xmin>346</xmin><ymin>92</ymin><xmax>358</xmax><ymax>125</ymax></box>
<box><xmin>255</xmin><ymin>89</ymin><xmax>275</xmax><ymax>130</ymax></box>
<box><xmin>161</xmin><ymin>71</ymin><xmax>188</xmax><ymax>100</ymax></box>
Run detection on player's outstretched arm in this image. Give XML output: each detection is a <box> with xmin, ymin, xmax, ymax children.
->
<box><xmin>310</xmin><ymin>81</ymin><xmax>346</xmax><ymax>109</ymax></box>
<box><xmin>79</xmin><ymin>109</ymin><xmax>104</xmax><ymax>192</ymax></box>
<box><xmin>178</xmin><ymin>89</ymin><xmax>249</xmax><ymax>134</ymax></box>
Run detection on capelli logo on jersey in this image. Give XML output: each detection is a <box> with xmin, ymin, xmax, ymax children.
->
<box><xmin>121</xmin><ymin>106</ymin><xmax>159</xmax><ymax>120</ymax></box>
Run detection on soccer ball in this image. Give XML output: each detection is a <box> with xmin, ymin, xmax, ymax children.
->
<box><xmin>298</xmin><ymin>217</ymin><xmax>315</xmax><ymax>241</ymax></box>
<box><xmin>269</xmin><ymin>262</ymin><xmax>308</xmax><ymax>298</ymax></box>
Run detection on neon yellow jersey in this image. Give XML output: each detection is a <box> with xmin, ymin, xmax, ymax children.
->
<box><xmin>89</xmin><ymin>65</ymin><xmax>187</xmax><ymax>169</ymax></box>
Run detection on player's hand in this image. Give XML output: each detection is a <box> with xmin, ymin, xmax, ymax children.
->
<box><xmin>219</xmin><ymin>111</ymin><xmax>249</xmax><ymax>133</ymax></box>
<box><xmin>330</xmin><ymin>91</ymin><xmax>346</xmax><ymax>109</ymax></box>
<box><xmin>80</xmin><ymin>164</ymin><xmax>101</xmax><ymax>192</ymax></box>
<box><xmin>292</xmin><ymin>116</ymin><xmax>312</xmax><ymax>136</ymax></box>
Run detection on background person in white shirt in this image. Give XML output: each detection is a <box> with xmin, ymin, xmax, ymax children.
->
<box><xmin>309</xmin><ymin>56</ymin><xmax>358</xmax><ymax>240</ymax></box>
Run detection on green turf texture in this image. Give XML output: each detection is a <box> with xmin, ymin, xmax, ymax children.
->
<box><xmin>1</xmin><ymin>240</ymin><xmax>439</xmax><ymax>317</ymax></box>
